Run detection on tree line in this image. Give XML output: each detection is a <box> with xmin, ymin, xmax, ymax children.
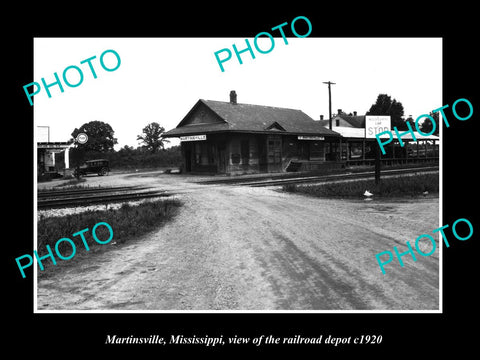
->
<box><xmin>365</xmin><ymin>94</ymin><xmax>439</xmax><ymax>135</ymax></box>
<box><xmin>67</xmin><ymin>120</ymin><xmax>181</xmax><ymax>170</ymax></box>
<box><xmin>56</xmin><ymin>93</ymin><xmax>436</xmax><ymax>171</ymax></box>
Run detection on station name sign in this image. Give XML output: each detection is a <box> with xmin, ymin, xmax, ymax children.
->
<box><xmin>180</xmin><ymin>135</ymin><xmax>207</xmax><ymax>142</ymax></box>
<box><xmin>365</xmin><ymin>116</ymin><xmax>391</xmax><ymax>138</ymax></box>
<box><xmin>298</xmin><ymin>135</ymin><xmax>324</xmax><ymax>140</ymax></box>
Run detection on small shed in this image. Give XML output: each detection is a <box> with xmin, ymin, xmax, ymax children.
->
<box><xmin>37</xmin><ymin>142</ymin><xmax>72</xmax><ymax>175</ymax></box>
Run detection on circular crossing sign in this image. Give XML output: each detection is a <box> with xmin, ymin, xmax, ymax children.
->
<box><xmin>76</xmin><ymin>133</ymin><xmax>88</xmax><ymax>144</ymax></box>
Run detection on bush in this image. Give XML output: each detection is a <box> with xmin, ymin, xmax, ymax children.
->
<box><xmin>37</xmin><ymin>174</ymin><xmax>53</xmax><ymax>183</ymax></box>
<box><xmin>69</xmin><ymin>146</ymin><xmax>182</xmax><ymax>171</ymax></box>
<box><xmin>282</xmin><ymin>184</ymin><xmax>297</xmax><ymax>193</ymax></box>
<box><xmin>38</xmin><ymin>199</ymin><xmax>182</xmax><ymax>251</ymax></box>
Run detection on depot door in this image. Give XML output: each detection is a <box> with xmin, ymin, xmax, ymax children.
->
<box><xmin>298</xmin><ymin>141</ymin><xmax>309</xmax><ymax>160</ymax></box>
<box><xmin>185</xmin><ymin>148</ymin><xmax>192</xmax><ymax>172</ymax></box>
<box><xmin>217</xmin><ymin>142</ymin><xmax>226</xmax><ymax>173</ymax></box>
<box><xmin>267</xmin><ymin>135</ymin><xmax>282</xmax><ymax>172</ymax></box>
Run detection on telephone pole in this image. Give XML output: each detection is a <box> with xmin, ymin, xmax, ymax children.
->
<box><xmin>322</xmin><ymin>81</ymin><xmax>335</xmax><ymax>129</ymax></box>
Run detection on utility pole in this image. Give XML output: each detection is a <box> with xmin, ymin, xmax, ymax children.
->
<box><xmin>323</xmin><ymin>81</ymin><xmax>335</xmax><ymax>129</ymax></box>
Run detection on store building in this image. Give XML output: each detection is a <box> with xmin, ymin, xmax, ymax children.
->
<box><xmin>318</xmin><ymin>110</ymin><xmax>440</xmax><ymax>165</ymax></box>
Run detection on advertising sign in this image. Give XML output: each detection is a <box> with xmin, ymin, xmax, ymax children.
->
<box><xmin>365</xmin><ymin>116</ymin><xmax>391</xmax><ymax>138</ymax></box>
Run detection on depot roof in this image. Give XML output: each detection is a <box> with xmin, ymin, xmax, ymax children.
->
<box><xmin>163</xmin><ymin>99</ymin><xmax>341</xmax><ymax>138</ymax></box>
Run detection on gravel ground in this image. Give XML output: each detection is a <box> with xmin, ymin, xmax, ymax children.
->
<box><xmin>36</xmin><ymin>170</ymin><xmax>440</xmax><ymax>311</ymax></box>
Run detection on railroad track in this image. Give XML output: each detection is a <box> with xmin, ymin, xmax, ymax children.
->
<box><xmin>226</xmin><ymin>166</ymin><xmax>439</xmax><ymax>187</ymax></box>
<box><xmin>38</xmin><ymin>186</ymin><xmax>170</xmax><ymax>209</ymax></box>
<box><xmin>37</xmin><ymin>186</ymin><xmax>149</xmax><ymax>199</ymax></box>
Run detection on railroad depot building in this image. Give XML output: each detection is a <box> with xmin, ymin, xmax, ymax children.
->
<box><xmin>162</xmin><ymin>91</ymin><xmax>343</xmax><ymax>175</ymax></box>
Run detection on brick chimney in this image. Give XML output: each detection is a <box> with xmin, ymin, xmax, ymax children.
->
<box><xmin>320</xmin><ymin>115</ymin><xmax>324</xmax><ymax>120</ymax></box>
<box><xmin>353</xmin><ymin>111</ymin><xmax>357</xmax><ymax>116</ymax></box>
<box><xmin>230</xmin><ymin>90</ymin><xmax>237</xmax><ymax>104</ymax></box>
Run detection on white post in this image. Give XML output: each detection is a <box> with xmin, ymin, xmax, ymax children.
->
<box><xmin>64</xmin><ymin>147</ymin><xmax>70</xmax><ymax>169</ymax></box>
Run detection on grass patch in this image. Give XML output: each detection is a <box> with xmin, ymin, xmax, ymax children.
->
<box><xmin>282</xmin><ymin>173</ymin><xmax>439</xmax><ymax>198</ymax></box>
<box><xmin>53</xmin><ymin>178</ymin><xmax>87</xmax><ymax>188</ymax></box>
<box><xmin>37</xmin><ymin>178</ymin><xmax>87</xmax><ymax>191</ymax></box>
<box><xmin>37</xmin><ymin>198</ymin><xmax>182</xmax><ymax>251</ymax></box>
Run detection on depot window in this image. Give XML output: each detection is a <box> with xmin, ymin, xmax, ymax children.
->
<box><xmin>194</xmin><ymin>142</ymin><xmax>215</xmax><ymax>165</ymax></box>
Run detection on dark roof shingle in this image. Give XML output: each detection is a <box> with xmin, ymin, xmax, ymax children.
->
<box><xmin>340</xmin><ymin>115</ymin><xmax>365</xmax><ymax>128</ymax></box>
<box><xmin>163</xmin><ymin>99</ymin><xmax>340</xmax><ymax>137</ymax></box>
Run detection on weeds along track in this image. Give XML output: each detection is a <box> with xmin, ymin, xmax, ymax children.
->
<box><xmin>37</xmin><ymin>186</ymin><xmax>149</xmax><ymax>198</ymax></box>
<box><xmin>38</xmin><ymin>186</ymin><xmax>171</xmax><ymax>209</ymax></box>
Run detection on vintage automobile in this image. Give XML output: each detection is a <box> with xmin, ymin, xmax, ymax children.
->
<box><xmin>74</xmin><ymin>159</ymin><xmax>110</xmax><ymax>177</ymax></box>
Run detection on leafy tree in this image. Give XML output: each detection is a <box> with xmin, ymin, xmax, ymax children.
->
<box><xmin>71</xmin><ymin>120</ymin><xmax>117</xmax><ymax>152</ymax></box>
<box><xmin>118</xmin><ymin>145</ymin><xmax>135</xmax><ymax>154</ymax></box>
<box><xmin>366</xmin><ymin>94</ymin><xmax>406</xmax><ymax>130</ymax></box>
<box><xmin>419</xmin><ymin>112</ymin><xmax>439</xmax><ymax>136</ymax></box>
<box><xmin>137</xmin><ymin>122</ymin><xmax>169</xmax><ymax>153</ymax></box>
<box><xmin>404</xmin><ymin>115</ymin><xmax>415</xmax><ymax>131</ymax></box>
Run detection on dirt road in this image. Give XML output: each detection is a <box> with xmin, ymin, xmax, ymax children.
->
<box><xmin>36</xmin><ymin>171</ymin><xmax>439</xmax><ymax>311</ymax></box>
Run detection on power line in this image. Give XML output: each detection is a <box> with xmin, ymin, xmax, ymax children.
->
<box><xmin>322</xmin><ymin>81</ymin><xmax>336</xmax><ymax>129</ymax></box>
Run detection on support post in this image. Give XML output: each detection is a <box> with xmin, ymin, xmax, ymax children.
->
<box><xmin>375</xmin><ymin>142</ymin><xmax>381</xmax><ymax>185</ymax></box>
<box><xmin>64</xmin><ymin>147</ymin><xmax>70</xmax><ymax>169</ymax></box>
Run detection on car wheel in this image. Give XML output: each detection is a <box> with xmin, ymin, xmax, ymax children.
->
<box><xmin>99</xmin><ymin>167</ymin><xmax>108</xmax><ymax>176</ymax></box>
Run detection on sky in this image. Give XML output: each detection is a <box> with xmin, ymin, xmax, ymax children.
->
<box><xmin>33</xmin><ymin>37</ymin><xmax>442</xmax><ymax>149</ymax></box>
